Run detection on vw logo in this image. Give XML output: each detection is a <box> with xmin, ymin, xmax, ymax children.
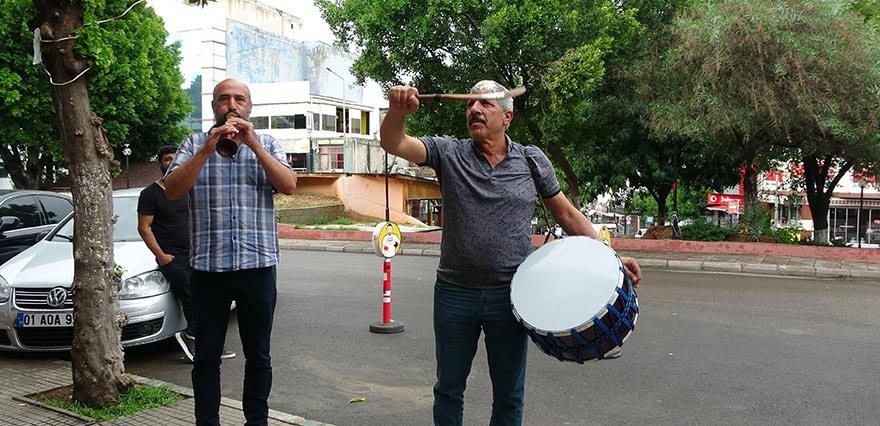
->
<box><xmin>46</xmin><ymin>287</ymin><xmax>68</xmax><ymax>308</ymax></box>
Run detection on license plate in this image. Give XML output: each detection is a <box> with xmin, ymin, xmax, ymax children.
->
<box><xmin>16</xmin><ymin>312</ymin><xmax>74</xmax><ymax>328</ymax></box>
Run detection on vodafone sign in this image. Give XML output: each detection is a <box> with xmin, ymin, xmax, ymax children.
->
<box><xmin>707</xmin><ymin>193</ymin><xmax>744</xmax><ymax>214</ymax></box>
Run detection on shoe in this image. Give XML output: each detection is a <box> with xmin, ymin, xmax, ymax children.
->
<box><xmin>603</xmin><ymin>347</ymin><xmax>622</xmax><ymax>359</ymax></box>
<box><xmin>221</xmin><ymin>346</ymin><xmax>237</xmax><ymax>359</ymax></box>
<box><xmin>175</xmin><ymin>331</ymin><xmax>196</xmax><ymax>362</ymax></box>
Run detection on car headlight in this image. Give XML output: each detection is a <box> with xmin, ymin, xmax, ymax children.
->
<box><xmin>119</xmin><ymin>270</ymin><xmax>170</xmax><ymax>300</ymax></box>
<box><xmin>0</xmin><ymin>275</ymin><xmax>9</xmax><ymax>303</ymax></box>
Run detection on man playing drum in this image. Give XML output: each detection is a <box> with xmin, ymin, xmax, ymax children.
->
<box><xmin>380</xmin><ymin>80</ymin><xmax>642</xmax><ymax>426</ymax></box>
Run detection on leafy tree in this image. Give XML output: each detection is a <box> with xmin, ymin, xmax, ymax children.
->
<box><xmin>631</xmin><ymin>183</ymin><xmax>710</xmax><ymax>225</ymax></box>
<box><xmin>643</xmin><ymin>0</ymin><xmax>880</xmax><ymax>243</ymax></box>
<box><xmin>562</xmin><ymin>0</ymin><xmax>741</xmax><ymax>224</ymax></box>
<box><xmin>30</xmin><ymin>0</ymin><xmax>191</xmax><ymax>407</ymax></box>
<box><xmin>1</xmin><ymin>0</ymin><xmax>61</xmax><ymax>188</ymax></box>
<box><xmin>1</xmin><ymin>0</ymin><xmax>191</xmax><ymax>188</ymax></box>
<box><xmin>317</xmin><ymin>0</ymin><xmax>640</xmax><ymax>206</ymax></box>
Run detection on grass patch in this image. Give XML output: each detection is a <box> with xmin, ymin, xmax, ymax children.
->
<box><xmin>309</xmin><ymin>216</ymin><xmax>354</xmax><ymax>226</ymax></box>
<box><xmin>37</xmin><ymin>384</ymin><xmax>183</xmax><ymax>423</ymax></box>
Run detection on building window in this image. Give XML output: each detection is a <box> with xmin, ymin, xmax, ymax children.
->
<box><xmin>294</xmin><ymin>114</ymin><xmax>307</xmax><ymax>129</ymax></box>
<box><xmin>335</xmin><ymin>107</ymin><xmax>345</xmax><ymax>133</ymax></box>
<box><xmin>270</xmin><ymin>114</ymin><xmax>308</xmax><ymax>129</ymax></box>
<box><xmin>272</xmin><ymin>115</ymin><xmax>295</xmax><ymax>129</ymax></box>
<box><xmin>321</xmin><ymin>114</ymin><xmax>336</xmax><ymax>131</ymax></box>
<box><xmin>251</xmin><ymin>116</ymin><xmax>269</xmax><ymax>129</ymax></box>
<box><xmin>318</xmin><ymin>145</ymin><xmax>344</xmax><ymax>170</ymax></box>
<box><xmin>286</xmin><ymin>152</ymin><xmax>309</xmax><ymax>170</ymax></box>
<box><xmin>351</xmin><ymin>117</ymin><xmax>362</xmax><ymax>134</ymax></box>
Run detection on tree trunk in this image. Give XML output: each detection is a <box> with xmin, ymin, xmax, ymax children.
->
<box><xmin>544</xmin><ymin>142</ymin><xmax>581</xmax><ymax>207</ymax></box>
<box><xmin>521</xmin><ymin>111</ymin><xmax>583</xmax><ymax>207</ymax></box>
<box><xmin>35</xmin><ymin>0</ymin><xmax>126</xmax><ymax>407</ymax></box>
<box><xmin>803</xmin><ymin>155</ymin><xmax>852</xmax><ymax>245</ymax></box>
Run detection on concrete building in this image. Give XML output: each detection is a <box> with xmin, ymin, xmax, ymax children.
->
<box><xmin>149</xmin><ymin>0</ymin><xmax>440</xmax><ymax>224</ymax></box>
<box><xmin>759</xmin><ymin>166</ymin><xmax>879</xmax><ymax>245</ymax></box>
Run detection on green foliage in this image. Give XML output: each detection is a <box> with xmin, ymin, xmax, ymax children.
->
<box><xmin>643</xmin><ymin>0</ymin><xmax>880</xmax><ymax>220</ymax></box>
<box><xmin>740</xmin><ymin>202</ymin><xmax>773</xmax><ymax>242</ymax></box>
<box><xmin>76</xmin><ymin>25</ymin><xmax>115</xmax><ymax>72</ymax></box>
<box><xmin>679</xmin><ymin>220</ymin><xmax>734</xmax><ymax>242</ymax></box>
<box><xmin>308</xmin><ymin>216</ymin><xmax>354</xmax><ymax>226</ymax></box>
<box><xmin>317</xmin><ymin>0</ymin><xmax>640</xmax><ymax>204</ymax></box>
<box><xmin>329</xmin><ymin>217</ymin><xmax>354</xmax><ymax>225</ymax></box>
<box><xmin>630</xmin><ymin>183</ymin><xmax>708</xmax><ymax>224</ymax></box>
<box><xmin>774</xmin><ymin>227</ymin><xmax>801</xmax><ymax>245</ymax></box>
<box><xmin>86</xmin><ymin>1</ymin><xmax>193</xmax><ymax>162</ymax></box>
<box><xmin>0</xmin><ymin>0</ymin><xmax>191</xmax><ymax>188</ymax></box>
<box><xmin>39</xmin><ymin>384</ymin><xmax>182</xmax><ymax>423</ymax></box>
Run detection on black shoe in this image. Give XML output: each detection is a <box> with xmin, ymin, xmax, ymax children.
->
<box><xmin>221</xmin><ymin>346</ymin><xmax>237</xmax><ymax>359</ymax></box>
<box><xmin>175</xmin><ymin>331</ymin><xmax>196</xmax><ymax>362</ymax></box>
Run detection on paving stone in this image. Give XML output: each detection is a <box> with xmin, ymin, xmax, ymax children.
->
<box><xmin>667</xmin><ymin>260</ymin><xmax>703</xmax><ymax>271</ymax></box>
<box><xmin>742</xmin><ymin>264</ymin><xmax>779</xmax><ymax>275</ymax></box>
<box><xmin>778</xmin><ymin>265</ymin><xmax>816</xmax><ymax>277</ymax></box>
<box><xmin>634</xmin><ymin>258</ymin><xmax>667</xmax><ymax>269</ymax></box>
<box><xmin>702</xmin><ymin>262</ymin><xmax>743</xmax><ymax>273</ymax></box>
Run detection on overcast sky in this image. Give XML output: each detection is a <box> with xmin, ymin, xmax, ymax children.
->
<box><xmin>149</xmin><ymin>0</ymin><xmax>335</xmax><ymax>43</ymax></box>
<box><xmin>148</xmin><ymin>0</ymin><xmax>386</xmax><ymax>106</ymax></box>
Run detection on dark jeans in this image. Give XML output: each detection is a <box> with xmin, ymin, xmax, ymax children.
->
<box><xmin>433</xmin><ymin>280</ymin><xmax>529</xmax><ymax>426</ymax></box>
<box><xmin>158</xmin><ymin>255</ymin><xmax>195</xmax><ymax>337</ymax></box>
<box><xmin>191</xmin><ymin>266</ymin><xmax>277</xmax><ymax>426</ymax></box>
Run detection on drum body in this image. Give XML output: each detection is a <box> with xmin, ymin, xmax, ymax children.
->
<box><xmin>510</xmin><ymin>236</ymin><xmax>638</xmax><ymax>363</ymax></box>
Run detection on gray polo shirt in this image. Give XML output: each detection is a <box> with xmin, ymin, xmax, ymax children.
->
<box><xmin>419</xmin><ymin>135</ymin><xmax>560</xmax><ymax>289</ymax></box>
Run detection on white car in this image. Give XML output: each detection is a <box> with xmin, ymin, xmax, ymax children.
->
<box><xmin>0</xmin><ymin>188</ymin><xmax>185</xmax><ymax>352</ymax></box>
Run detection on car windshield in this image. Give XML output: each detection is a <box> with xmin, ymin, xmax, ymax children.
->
<box><xmin>51</xmin><ymin>195</ymin><xmax>142</xmax><ymax>242</ymax></box>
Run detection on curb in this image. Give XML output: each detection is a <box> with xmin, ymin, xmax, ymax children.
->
<box><xmin>278</xmin><ymin>239</ymin><xmax>879</xmax><ymax>282</ymax></box>
<box><xmin>8</xmin><ymin>362</ymin><xmax>336</xmax><ymax>426</ymax></box>
<box><xmin>134</xmin><ymin>375</ymin><xmax>337</xmax><ymax>426</ymax></box>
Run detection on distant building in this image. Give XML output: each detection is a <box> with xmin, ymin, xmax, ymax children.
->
<box><xmin>149</xmin><ymin>0</ymin><xmax>440</xmax><ymax>224</ymax></box>
<box><xmin>759</xmin><ymin>165</ymin><xmax>879</xmax><ymax>245</ymax></box>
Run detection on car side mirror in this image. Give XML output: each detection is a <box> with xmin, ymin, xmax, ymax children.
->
<box><xmin>0</xmin><ymin>216</ymin><xmax>20</xmax><ymax>233</ymax></box>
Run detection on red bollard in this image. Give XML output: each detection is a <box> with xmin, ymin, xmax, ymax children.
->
<box><xmin>382</xmin><ymin>258</ymin><xmax>392</xmax><ymax>323</ymax></box>
<box><xmin>370</xmin><ymin>223</ymin><xmax>404</xmax><ymax>334</ymax></box>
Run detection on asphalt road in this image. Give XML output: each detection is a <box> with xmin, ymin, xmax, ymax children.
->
<box><xmin>124</xmin><ymin>250</ymin><xmax>880</xmax><ymax>426</ymax></box>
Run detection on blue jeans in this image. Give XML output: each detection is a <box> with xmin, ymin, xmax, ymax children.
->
<box><xmin>191</xmin><ymin>266</ymin><xmax>277</xmax><ymax>426</ymax></box>
<box><xmin>433</xmin><ymin>279</ymin><xmax>529</xmax><ymax>426</ymax></box>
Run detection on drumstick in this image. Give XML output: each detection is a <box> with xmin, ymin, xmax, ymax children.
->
<box><xmin>417</xmin><ymin>86</ymin><xmax>527</xmax><ymax>103</ymax></box>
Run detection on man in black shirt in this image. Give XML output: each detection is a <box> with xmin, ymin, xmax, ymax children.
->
<box><xmin>137</xmin><ymin>145</ymin><xmax>235</xmax><ymax>362</ymax></box>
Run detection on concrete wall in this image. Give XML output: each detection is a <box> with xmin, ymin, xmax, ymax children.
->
<box><xmin>296</xmin><ymin>173</ymin><xmax>440</xmax><ymax>225</ymax></box>
<box><xmin>277</xmin><ymin>204</ymin><xmax>345</xmax><ymax>224</ymax></box>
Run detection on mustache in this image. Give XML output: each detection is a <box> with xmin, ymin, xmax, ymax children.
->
<box><xmin>468</xmin><ymin>116</ymin><xmax>485</xmax><ymax>125</ymax></box>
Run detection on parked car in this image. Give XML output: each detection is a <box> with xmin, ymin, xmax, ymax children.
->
<box><xmin>0</xmin><ymin>188</ymin><xmax>185</xmax><ymax>352</ymax></box>
<box><xmin>0</xmin><ymin>190</ymin><xmax>73</xmax><ymax>265</ymax></box>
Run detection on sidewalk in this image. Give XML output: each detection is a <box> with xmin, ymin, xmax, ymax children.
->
<box><xmin>2</xmin><ymin>236</ymin><xmax>877</xmax><ymax>426</ymax></box>
<box><xmin>279</xmin><ymin>238</ymin><xmax>880</xmax><ymax>282</ymax></box>
<box><xmin>0</xmin><ymin>356</ymin><xmax>332</xmax><ymax>425</ymax></box>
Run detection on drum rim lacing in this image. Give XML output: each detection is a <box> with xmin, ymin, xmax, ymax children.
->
<box><xmin>527</xmin><ymin>266</ymin><xmax>639</xmax><ymax>364</ymax></box>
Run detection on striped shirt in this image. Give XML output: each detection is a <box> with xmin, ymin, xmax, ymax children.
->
<box><xmin>166</xmin><ymin>132</ymin><xmax>291</xmax><ymax>272</ymax></box>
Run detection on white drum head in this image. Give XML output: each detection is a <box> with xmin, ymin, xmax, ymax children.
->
<box><xmin>511</xmin><ymin>236</ymin><xmax>623</xmax><ymax>333</ymax></box>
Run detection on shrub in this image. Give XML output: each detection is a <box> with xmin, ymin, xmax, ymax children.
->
<box><xmin>774</xmin><ymin>227</ymin><xmax>801</xmax><ymax>245</ymax></box>
<box><xmin>741</xmin><ymin>203</ymin><xmax>773</xmax><ymax>241</ymax></box>
<box><xmin>680</xmin><ymin>220</ymin><xmax>735</xmax><ymax>241</ymax></box>
<box><xmin>331</xmin><ymin>217</ymin><xmax>353</xmax><ymax>225</ymax></box>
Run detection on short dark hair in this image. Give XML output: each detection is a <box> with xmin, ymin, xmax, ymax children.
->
<box><xmin>157</xmin><ymin>145</ymin><xmax>178</xmax><ymax>158</ymax></box>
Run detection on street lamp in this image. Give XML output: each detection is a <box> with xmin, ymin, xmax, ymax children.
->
<box><xmin>122</xmin><ymin>144</ymin><xmax>132</xmax><ymax>189</ymax></box>
<box><xmin>858</xmin><ymin>177</ymin><xmax>868</xmax><ymax>248</ymax></box>
<box><xmin>325</xmin><ymin>67</ymin><xmax>346</xmax><ymax>141</ymax></box>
